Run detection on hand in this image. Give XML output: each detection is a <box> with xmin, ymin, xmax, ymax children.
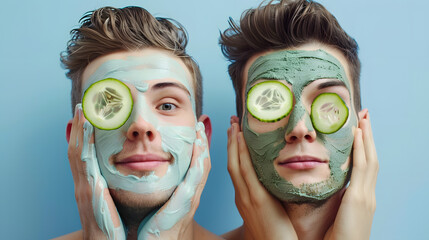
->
<box><xmin>137</xmin><ymin>122</ymin><xmax>211</xmax><ymax>240</ymax></box>
<box><xmin>68</xmin><ymin>104</ymin><xmax>126</xmax><ymax>240</ymax></box>
<box><xmin>227</xmin><ymin>116</ymin><xmax>297</xmax><ymax>240</ymax></box>
<box><xmin>324</xmin><ymin>110</ymin><xmax>379</xmax><ymax>240</ymax></box>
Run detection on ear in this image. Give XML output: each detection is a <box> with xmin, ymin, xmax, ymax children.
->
<box><xmin>358</xmin><ymin>108</ymin><xmax>369</xmax><ymax>121</ymax></box>
<box><xmin>198</xmin><ymin>115</ymin><xmax>212</xmax><ymax>148</ymax></box>
<box><xmin>66</xmin><ymin>119</ymin><xmax>73</xmax><ymax>144</ymax></box>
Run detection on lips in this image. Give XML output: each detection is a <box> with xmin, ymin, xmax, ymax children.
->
<box><xmin>278</xmin><ymin>156</ymin><xmax>327</xmax><ymax>170</ymax></box>
<box><xmin>116</xmin><ymin>154</ymin><xmax>171</xmax><ymax>171</ymax></box>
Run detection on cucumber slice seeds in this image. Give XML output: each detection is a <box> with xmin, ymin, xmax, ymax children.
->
<box><xmin>82</xmin><ymin>78</ymin><xmax>133</xmax><ymax>130</ymax></box>
<box><xmin>247</xmin><ymin>81</ymin><xmax>293</xmax><ymax>122</ymax></box>
<box><xmin>310</xmin><ymin>93</ymin><xmax>348</xmax><ymax>134</ymax></box>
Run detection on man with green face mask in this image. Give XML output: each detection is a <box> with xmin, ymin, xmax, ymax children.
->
<box><xmin>220</xmin><ymin>0</ymin><xmax>379</xmax><ymax>239</ymax></box>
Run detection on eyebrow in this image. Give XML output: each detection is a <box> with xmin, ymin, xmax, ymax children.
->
<box><xmin>317</xmin><ymin>80</ymin><xmax>347</xmax><ymax>90</ymax></box>
<box><xmin>151</xmin><ymin>82</ymin><xmax>191</xmax><ymax>96</ymax></box>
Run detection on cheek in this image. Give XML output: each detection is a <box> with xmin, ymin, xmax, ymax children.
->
<box><xmin>321</xmin><ymin>120</ymin><xmax>355</xmax><ymax>169</ymax></box>
<box><xmin>246</xmin><ymin>111</ymin><xmax>289</xmax><ymax>133</ymax></box>
<box><xmin>94</xmin><ymin>122</ymin><xmax>130</xmax><ymax>165</ymax></box>
<box><xmin>160</xmin><ymin>109</ymin><xmax>196</xmax><ymax>127</ymax></box>
<box><xmin>341</xmin><ymin>156</ymin><xmax>351</xmax><ymax>170</ymax></box>
<box><xmin>159</xmin><ymin>125</ymin><xmax>196</xmax><ymax>177</ymax></box>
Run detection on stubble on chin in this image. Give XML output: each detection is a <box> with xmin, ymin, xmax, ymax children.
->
<box><xmin>109</xmin><ymin>188</ymin><xmax>174</xmax><ymax>209</ymax></box>
<box><xmin>286</xmin><ymin>196</ymin><xmax>330</xmax><ymax>209</ymax></box>
<box><xmin>109</xmin><ymin>187</ymin><xmax>175</xmax><ymax>226</ymax></box>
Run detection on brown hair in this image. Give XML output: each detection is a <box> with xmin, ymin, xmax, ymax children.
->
<box><xmin>220</xmin><ymin>0</ymin><xmax>361</xmax><ymax>119</ymax></box>
<box><xmin>61</xmin><ymin>6</ymin><xmax>203</xmax><ymax>116</ymax></box>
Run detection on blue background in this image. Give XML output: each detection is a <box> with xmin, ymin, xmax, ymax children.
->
<box><xmin>1</xmin><ymin>0</ymin><xmax>428</xmax><ymax>239</ymax></box>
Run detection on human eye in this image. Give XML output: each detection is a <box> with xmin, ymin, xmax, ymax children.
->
<box><xmin>157</xmin><ymin>102</ymin><xmax>177</xmax><ymax>111</ymax></box>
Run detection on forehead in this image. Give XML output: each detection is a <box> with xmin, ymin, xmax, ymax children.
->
<box><xmin>242</xmin><ymin>44</ymin><xmax>353</xmax><ymax>92</ymax></box>
<box><xmin>81</xmin><ymin>48</ymin><xmax>194</xmax><ymax>93</ymax></box>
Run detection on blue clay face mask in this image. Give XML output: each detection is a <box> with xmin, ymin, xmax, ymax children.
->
<box><xmin>82</xmin><ymin>51</ymin><xmax>197</xmax><ymax>195</ymax></box>
<box><xmin>243</xmin><ymin>49</ymin><xmax>358</xmax><ymax>202</ymax></box>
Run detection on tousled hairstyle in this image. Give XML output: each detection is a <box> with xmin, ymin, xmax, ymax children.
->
<box><xmin>61</xmin><ymin>6</ymin><xmax>203</xmax><ymax>116</ymax></box>
<box><xmin>220</xmin><ymin>0</ymin><xmax>361</xmax><ymax>119</ymax></box>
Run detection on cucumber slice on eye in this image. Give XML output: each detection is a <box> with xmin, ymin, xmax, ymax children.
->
<box><xmin>247</xmin><ymin>81</ymin><xmax>293</xmax><ymax>122</ymax></box>
<box><xmin>82</xmin><ymin>78</ymin><xmax>133</xmax><ymax>130</ymax></box>
<box><xmin>310</xmin><ymin>93</ymin><xmax>349</xmax><ymax>134</ymax></box>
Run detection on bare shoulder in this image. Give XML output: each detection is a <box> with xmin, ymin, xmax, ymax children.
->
<box><xmin>221</xmin><ymin>225</ymin><xmax>244</xmax><ymax>240</ymax></box>
<box><xmin>193</xmin><ymin>221</ymin><xmax>226</xmax><ymax>240</ymax></box>
<box><xmin>51</xmin><ymin>230</ymin><xmax>82</xmax><ymax>240</ymax></box>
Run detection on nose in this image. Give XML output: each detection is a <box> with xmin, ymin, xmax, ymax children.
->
<box><xmin>285</xmin><ymin>119</ymin><xmax>317</xmax><ymax>144</ymax></box>
<box><xmin>126</xmin><ymin>116</ymin><xmax>157</xmax><ymax>142</ymax></box>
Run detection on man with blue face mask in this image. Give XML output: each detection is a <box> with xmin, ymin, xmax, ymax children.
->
<box><xmin>220</xmin><ymin>0</ymin><xmax>379</xmax><ymax>239</ymax></box>
<box><xmin>57</xmin><ymin>6</ymin><xmax>221</xmax><ymax>240</ymax></box>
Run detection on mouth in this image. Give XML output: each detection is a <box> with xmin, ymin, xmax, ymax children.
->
<box><xmin>278</xmin><ymin>156</ymin><xmax>327</xmax><ymax>170</ymax></box>
<box><xmin>116</xmin><ymin>154</ymin><xmax>171</xmax><ymax>172</ymax></box>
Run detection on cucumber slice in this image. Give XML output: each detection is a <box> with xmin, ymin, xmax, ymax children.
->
<box><xmin>247</xmin><ymin>81</ymin><xmax>293</xmax><ymax>122</ymax></box>
<box><xmin>82</xmin><ymin>78</ymin><xmax>133</xmax><ymax>130</ymax></box>
<box><xmin>310</xmin><ymin>93</ymin><xmax>348</xmax><ymax>134</ymax></box>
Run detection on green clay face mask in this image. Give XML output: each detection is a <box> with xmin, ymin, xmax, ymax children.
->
<box><xmin>243</xmin><ymin>49</ymin><xmax>358</xmax><ymax>202</ymax></box>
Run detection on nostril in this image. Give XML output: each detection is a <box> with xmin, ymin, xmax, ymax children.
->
<box><xmin>290</xmin><ymin>136</ymin><xmax>297</xmax><ymax>141</ymax></box>
<box><xmin>305</xmin><ymin>135</ymin><xmax>312</xmax><ymax>140</ymax></box>
<box><xmin>133</xmin><ymin>131</ymin><xmax>139</xmax><ymax>137</ymax></box>
<box><xmin>146</xmin><ymin>131</ymin><xmax>153</xmax><ymax>139</ymax></box>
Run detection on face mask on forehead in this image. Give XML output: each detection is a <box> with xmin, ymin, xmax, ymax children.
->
<box><xmin>243</xmin><ymin>49</ymin><xmax>358</xmax><ymax>202</ymax></box>
<box><xmin>82</xmin><ymin>52</ymin><xmax>197</xmax><ymax>195</ymax></box>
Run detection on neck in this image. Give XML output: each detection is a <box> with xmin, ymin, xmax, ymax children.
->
<box><xmin>118</xmin><ymin>206</ymin><xmax>198</xmax><ymax>240</ymax></box>
<box><xmin>116</xmin><ymin>204</ymin><xmax>154</xmax><ymax>240</ymax></box>
<box><xmin>282</xmin><ymin>191</ymin><xmax>343</xmax><ymax>240</ymax></box>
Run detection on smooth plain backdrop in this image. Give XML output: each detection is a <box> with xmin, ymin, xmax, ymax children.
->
<box><xmin>1</xmin><ymin>0</ymin><xmax>428</xmax><ymax>239</ymax></box>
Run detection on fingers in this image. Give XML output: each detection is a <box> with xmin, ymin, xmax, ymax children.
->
<box><xmin>190</xmin><ymin>122</ymin><xmax>211</xmax><ymax>209</ymax></box>
<box><xmin>68</xmin><ymin>104</ymin><xmax>88</xmax><ymax>185</ymax></box>
<box><xmin>230</xmin><ymin>115</ymin><xmax>240</xmax><ymax>125</ymax></box>
<box><xmin>227</xmin><ymin>122</ymin><xmax>250</xmax><ymax>203</ymax></box>
<box><xmin>358</xmin><ymin>108</ymin><xmax>368</xmax><ymax>121</ymax></box>
<box><xmin>237</xmin><ymin>132</ymin><xmax>267</xmax><ymax>201</ymax></box>
<box><xmin>348</xmin><ymin>110</ymin><xmax>378</xmax><ymax>213</ymax></box>
<box><xmin>82</xmin><ymin>121</ymin><xmax>96</xmax><ymax>161</ymax></box>
<box><xmin>103</xmin><ymin>187</ymin><xmax>121</xmax><ymax>228</ymax></box>
<box><xmin>68</xmin><ymin>105</ymin><xmax>80</xmax><ymax>149</ymax></box>
<box><xmin>329</xmin><ymin>111</ymin><xmax>377</xmax><ymax>240</ymax></box>
<box><xmin>67</xmin><ymin>106</ymin><xmax>80</xmax><ymax>181</ymax></box>
<box><xmin>351</xmin><ymin>111</ymin><xmax>379</xmax><ymax>187</ymax></box>
<box><xmin>360</xmin><ymin>112</ymin><xmax>379</xmax><ymax>189</ymax></box>
<box><xmin>67</xmin><ymin>105</ymin><xmax>125</xmax><ymax>238</ymax></box>
<box><xmin>349</xmin><ymin>128</ymin><xmax>365</xmax><ymax>188</ymax></box>
<box><xmin>229</xmin><ymin>122</ymin><xmax>297</xmax><ymax>240</ymax></box>
<box><xmin>161</xmin><ymin>122</ymin><xmax>211</xmax><ymax>219</ymax></box>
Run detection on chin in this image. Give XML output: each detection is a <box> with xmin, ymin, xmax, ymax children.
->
<box><xmin>109</xmin><ymin>187</ymin><xmax>175</xmax><ymax>209</ymax></box>
<box><xmin>278</xmin><ymin>172</ymin><xmax>331</xmax><ymax>188</ymax></box>
<box><xmin>261</xmin><ymin>168</ymin><xmax>351</xmax><ymax>204</ymax></box>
